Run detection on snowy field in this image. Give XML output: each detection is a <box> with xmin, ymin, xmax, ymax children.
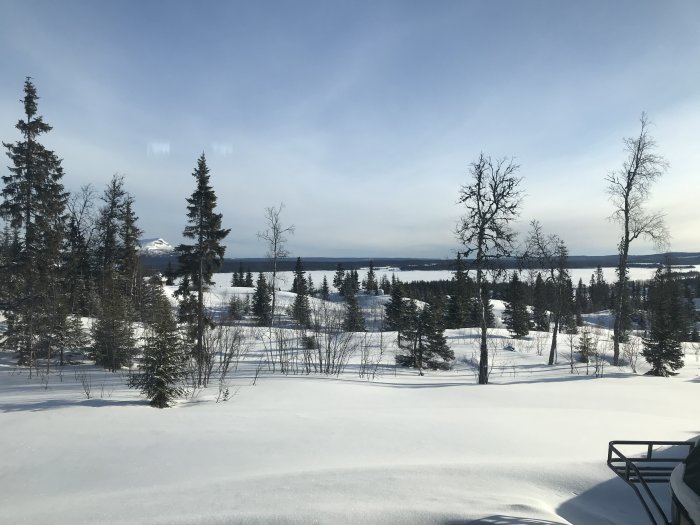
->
<box><xmin>1</xmin><ymin>286</ymin><xmax>699</xmax><ymax>524</ymax></box>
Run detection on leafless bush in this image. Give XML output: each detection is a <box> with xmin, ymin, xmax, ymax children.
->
<box><xmin>307</xmin><ymin>301</ymin><xmax>358</xmax><ymax>376</ymax></box>
<box><xmin>74</xmin><ymin>367</ymin><xmax>92</xmax><ymax>399</ymax></box>
<box><xmin>622</xmin><ymin>337</ymin><xmax>641</xmax><ymax>374</ymax></box>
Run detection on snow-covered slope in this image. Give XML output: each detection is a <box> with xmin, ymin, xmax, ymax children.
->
<box><xmin>2</xmin><ymin>274</ymin><xmax>699</xmax><ymax>524</ymax></box>
<box><xmin>138</xmin><ymin>237</ymin><xmax>174</xmax><ymax>255</ymax></box>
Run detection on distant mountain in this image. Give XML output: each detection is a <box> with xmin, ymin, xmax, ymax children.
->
<box><xmin>138</xmin><ymin>238</ymin><xmax>175</xmax><ymax>255</ymax></box>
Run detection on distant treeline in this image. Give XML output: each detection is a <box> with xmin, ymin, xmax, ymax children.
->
<box><xmin>140</xmin><ymin>252</ymin><xmax>700</xmax><ymax>274</ymax></box>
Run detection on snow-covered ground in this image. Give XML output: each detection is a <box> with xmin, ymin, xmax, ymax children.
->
<box><xmin>1</xmin><ymin>284</ymin><xmax>699</xmax><ymax>524</ymax></box>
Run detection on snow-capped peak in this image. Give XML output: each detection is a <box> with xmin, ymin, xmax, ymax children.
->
<box><xmin>138</xmin><ymin>238</ymin><xmax>175</xmax><ymax>255</ymax></box>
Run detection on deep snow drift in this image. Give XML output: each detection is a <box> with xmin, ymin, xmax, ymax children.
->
<box><xmin>0</xmin><ymin>279</ymin><xmax>698</xmax><ymax>524</ymax></box>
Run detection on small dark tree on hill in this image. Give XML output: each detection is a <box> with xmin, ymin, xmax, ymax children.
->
<box><xmin>164</xmin><ymin>260</ymin><xmax>176</xmax><ymax>286</ymax></box>
<box><xmin>503</xmin><ymin>272</ymin><xmax>530</xmax><ymax>338</ymax></box>
<box><xmin>446</xmin><ymin>253</ymin><xmax>470</xmax><ymax>329</ymax></box>
<box><xmin>642</xmin><ymin>267</ymin><xmax>687</xmax><ymax>376</ymax></box>
<box><xmin>291</xmin><ymin>257</ymin><xmax>311</xmax><ymax>326</ymax></box>
<box><xmin>252</xmin><ymin>272</ymin><xmax>272</xmax><ymax>326</ymax></box>
<box><xmin>333</xmin><ymin>264</ymin><xmax>345</xmax><ymax>294</ymax></box>
<box><xmin>365</xmin><ymin>260</ymin><xmax>378</xmax><ymax>295</ymax></box>
<box><xmin>395</xmin><ymin>302</ymin><xmax>454</xmax><ymax>374</ymax></box>
<box><xmin>320</xmin><ymin>275</ymin><xmax>330</xmax><ymax>301</ymax></box>
<box><xmin>343</xmin><ymin>286</ymin><xmax>365</xmax><ymax>332</ymax></box>
<box><xmin>532</xmin><ymin>273</ymin><xmax>549</xmax><ymax>331</ymax></box>
<box><xmin>384</xmin><ymin>279</ymin><xmax>405</xmax><ymax>342</ymax></box>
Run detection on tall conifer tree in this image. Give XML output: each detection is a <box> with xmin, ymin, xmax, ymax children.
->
<box><xmin>1</xmin><ymin>78</ymin><xmax>68</xmax><ymax>370</ymax></box>
<box><xmin>176</xmin><ymin>153</ymin><xmax>230</xmax><ymax>387</ymax></box>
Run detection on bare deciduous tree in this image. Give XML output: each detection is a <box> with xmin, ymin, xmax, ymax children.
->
<box><xmin>258</xmin><ymin>203</ymin><xmax>294</xmax><ymax>330</ymax></box>
<box><xmin>523</xmin><ymin>220</ymin><xmax>569</xmax><ymax>366</ymax></box>
<box><xmin>606</xmin><ymin>113</ymin><xmax>669</xmax><ymax>365</ymax></box>
<box><xmin>456</xmin><ymin>153</ymin><xmax>523</xmax><ymax>384</ymax></box>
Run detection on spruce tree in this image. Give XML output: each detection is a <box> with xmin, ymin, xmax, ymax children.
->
<box><xmin>245</xmin><ymin>270</ymin><xmax>254</xmax><ymax>287</ymax></box>
<box><xmin>384</xmin><ymin>279</ymin><xmax>405</xmax><ymax>339</ymax></box>
<box><xmin>532</xmin><ymin>273</ymin><xmax>549</xmax><ymax>331</ymax></box>
<box><xmin>333</xmin><ymin>263</ymin><xmax>345</xmax><ymax>294</ymax></box>
<box><xmin>1</xmin><ymin>78</ymin><xmax>69</xmax><ymax>370</ymax></box>
<box><xmin>129</xmin><ymin>282</ymin><xmax>186</xmax><ymax>408</ymax></box>
<box><xmin>175</xmin><ymin>153</ymin><xmax>230</xmax><ymax>387</ymax></box>
<box><xmin>642</xmin><ymin>267</ymin><xmax>687</xmax><ymax>376</ymax></box>
<box><xmin>291</xmin><ymin>257</ymin><xmax>311</xmax><ymax>326</ymax></box>
<box><xmin>320</xmin><ymin>275</ymin><xmax>330</xmax><ymax>301</ymax></box>
<box><xmin>164</xmin><ymin>260</ymin><xmax>176</xmax><ymax>286</ymax></box>
<box><xmin>92</xmin><ymin>276</ymin><xmax>135</xmax><ymax>372</ymax></box>
<box><xmin>365</xmin><ymin>260</ymin><xmax>378</xmax><ymax>295</ymax></box>
<box><xmin>252</xmin><ymin>272</ymin><xmax>272</xmax><ymax>326</ymax></box>
<box><xmin>503</xmin><ymin>272</ymin><xmax>530</xmax><ymax>338</ymax></box>
<box><xmin>395</xmin><ymin>302</ymin><xmax>454</xmax><ymax>374</ymax></box>
<box><xmin>343</xmin><ymin>286</ymin><xmax>365</xmax><ymax>332</ymax></box>
<box><xmin>446</xmin><ymin>253</ymin><xmax>469</xmax><ymax>329</ymax></box>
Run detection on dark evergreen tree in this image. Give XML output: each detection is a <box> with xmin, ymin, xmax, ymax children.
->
<box><xmin>532</xmin><ymin>273</ymin><xmax>549</xmax><ymax>331</ymax></box>
<box><xmin>384</xmin><ymin>279</ymin><xmax>405</xmax><ymax>339</ymax></box>
<box><xmin>164</xmin><ymin>260</ymin><xmax>176</xmax><ymax>286</ymax></box>
<box><xmin>252</xmin><ymin>272</ymin><xmax>272</xmax><ymax>326</ymax></box>
<box><xmin>379</xmin><ymin>274</ymin><xmax>391</xmax><ymax>295</ymax></box>
<box><xmin>589</xmin><ymin>265</ymin><xmax>609</xmax><ymax>312</ymax></box>
<box><xmin>175</xmin><ymin>153</ymin><xmax>230</xmax><ymax>387</ymax></box>
<box><xmin>320</xmin><ymin>275</ymin><xmax>330</xmax><ymax>301</ymax></box>
<box><xmin>365</xmin><ymin>260</ymin><xmax>378</xmax><ymax>295</ymax></box>
<box><xmin>0</xmin><ymin>78</ymin><xmax>69</xmax><ymax>370</ymax></box>
<box><xmin>574</xmin><ymin>278</ymin><xmax>587</xmax><ymax>324</ymax></box>
<box><xmin>129</xmin><ymin>283</ymin><xmax>186</xmax><ymax>408</ymax></box>
<box><xmin>503</xmin><ymin>272</ymin><xmax>530</xmax><ymax>338</ymax></box>
<box><xmin>467</xmin><ymin>283</ymin><xmax>495</xmax><ymax>328</ymax></box>
<box><xmin>642</xmin><ymin>267</ymin><xmax>687</xmax><ymax>376</ymax></box>
<box><xmin>446</xmin><ymin>253</ymin><xmax>470</xmax><ymax>329</ymax></box>
<box><xmin>343</xmin><ymin>286</ymin><xmax>365</xmax><ymax>332</ymax></box>
<box><xmin>245</xmin><ymin>269</ymin><xmax>254</xmax><ymax>287</ymax></box>
<box><xmin>395</xmin><ymin>302</ymin><xmax>454</xmax><ymax>374</ymax></box>
<box><xmin>307</xmin><ymin>275</ymin><xmax>315</xmax><ymax>297</ymax></box>
<box><xmin>92</xmin><ymin>276</ymin><xmax>135</xmax><ymax>372</ymax></box>
<box><xmin>333</xmin><ymin>263</ymin><xmax>345</xmax><ymax>294</ymax></box>
<box><xmin>291</xmin><ymin>257</ymin><xmax>311</xmax><ymax>326</ymax></box>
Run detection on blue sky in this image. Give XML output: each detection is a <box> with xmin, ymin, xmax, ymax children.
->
<box><xmin>1</xmin><ymin>0</ymin><xmax>699</xmax><ymax>258</ymax></box>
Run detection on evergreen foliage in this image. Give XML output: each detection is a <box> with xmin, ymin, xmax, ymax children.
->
<box><xmin>0</xmin><ymin>78</ymin><xmax>69</xmax><ymax>369</ymax></box>
<box><xmin>129</xmin><ymin>282</ymin><xmax>186</xmax><ymax>408</ymax></box>
<box><xmin>365</xmin><ymin>260</ymin><xmax>378</xmax><ymax>294</ymax></box>
<box><xmin>291</xmin><ymin>257</ymin><xmax>311</xmax><ymax>326</ymax></box>
<box><xmin>343</xmin><ymin>286</ymin><xmax>365</xmax><ymax>332</ymax></box>
<box><xmin>175</xmin><ymin>154</ymin><xmax>230</xmax><ymax>387</ymax></box>
<box><xmin>503</xmin><ymin>272</ymin><xmax>530</xmax><ymax>338</ymax></box>
<box><xmin>532</xmin><ymin>273</ymin><xmax>549</xmax><ymax>331</ymax></box>
<box><xmin>92</xmin><ymin>277</ymin><xmax>135</xmax><ymax>372</ymax></box>
<box><xmin>320</xmin><ymin>275</ymin><xmax>330</xmax><ymax>301</ymax></box>
<box><xmin>333</xmin><ymin>264</ymin><xmax>345</xmax><ymax>294</ymax></box>
<box><xmin>642</xmin><ymin>267</ymin><xmax>687</xmax><ymax>376</ymax></box>
<box><xmin>395</xmin><ymin>301</ymin><xmax>454</xmax><ymax>374</ymax></box>
<box><xmin>252</xmin><ymin>272</ymin><xmax>273</xmax><ymax>326</ymax></box>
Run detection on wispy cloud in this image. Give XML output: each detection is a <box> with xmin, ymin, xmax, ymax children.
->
<box><xmin>147</xmin><ymin>142</ymin><xmax>171</xmax><ymax>157</ymax></box>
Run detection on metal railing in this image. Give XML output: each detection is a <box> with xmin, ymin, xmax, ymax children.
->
<box><xmin>607</xmin><ymin>440</ymin><xmax>696</xmax><ymax>525</ymax></box>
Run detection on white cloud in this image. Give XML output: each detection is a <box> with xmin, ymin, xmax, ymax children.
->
<box><xmin>147</xmin><ymin>142</ymin><xmax>170</xmax><ymax>157</ymax></box>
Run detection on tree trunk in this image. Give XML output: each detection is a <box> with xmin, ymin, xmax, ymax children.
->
<box><xmin>477</xmin><ymin>264</ymin><xmax>488</xmax><ymax>385</ymax></box>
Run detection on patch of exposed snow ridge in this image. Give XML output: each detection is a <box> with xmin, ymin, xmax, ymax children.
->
<box><xmin>138</xmin><ymin>237</ymin><xmax>174</xmax><ymax>255</ymax></box>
